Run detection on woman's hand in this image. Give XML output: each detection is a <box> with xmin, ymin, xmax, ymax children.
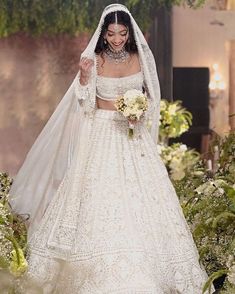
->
<box><xmin>79</xmin><ymin>57</ymin><xmax>94</xmax><ymax>86</ymax></box>
<box><xmin>128</xmin><ymin>119</ymin><xmax>138</xmax><ymax>125</ymax></box>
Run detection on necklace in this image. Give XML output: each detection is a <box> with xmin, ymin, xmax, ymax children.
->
<box><xmin>104</xmin><ymin>47</ymin><xmax>130</xmax><ymax>64</ymax></box>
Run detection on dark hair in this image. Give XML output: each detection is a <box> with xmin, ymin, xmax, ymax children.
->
<box><xmin>95</xmin><ymin>11</ymin><xmax>137</xmax><ymax>54</ymax></box>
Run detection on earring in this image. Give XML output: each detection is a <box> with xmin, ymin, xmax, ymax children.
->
<box><xmin>104</xmin><ymin>39</ymin><xmax>107</xmax><ymax>44</ymax></box>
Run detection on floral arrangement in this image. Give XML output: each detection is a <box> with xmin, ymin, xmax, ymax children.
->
<box><xmin>173</xmin><ymin>132</ymin><xmax>235</xmax><ymax>293</ymax></box>
<box><xmin>159</xmin><ymin>99</ymin><xmax>192</xmax><ymax>144</ymax></box>
<box><xmin>114</xmin><ymin>89</ymin><xmax>148</xmax><ymax>138</ymax></box>
<box><xmin>158</xmin><ymin>143</ymin><xmax>200</xmax><ymax>181</ymax></box>
<box><xmin>158</xmin><ymin>99</ymin><xmax>235</xmax><ymax>292</ymax></box>
<box><xmin>0</xmin><ymin>172</ymin><xmax>28</xmax><ymax>292</ymax></box>
<box><xmin>157</xmin><ymin>99</ymin><xmax>198</xmax><ymax>181</ymax></box>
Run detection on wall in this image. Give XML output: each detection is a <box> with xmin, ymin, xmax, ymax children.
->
<box><xmin>0</xmin><ymin>33</ymin><xmax>89</xmax><ymax>175</ymax></box>
<box><xmin>172</xmin><ymin>1</ymin><xmax>234</xmax><ymax>135</ymax></box>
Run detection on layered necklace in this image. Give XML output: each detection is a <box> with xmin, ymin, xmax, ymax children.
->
<box><xmin>104</xmin><ymin>46</ymin><xmax>130</xmax><ymax>64</ymax></box>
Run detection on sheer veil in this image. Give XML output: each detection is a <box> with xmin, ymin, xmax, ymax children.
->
<box><xmin>9</xmin><ymin>3</ymin><xmax>161</xmax><ymax>236</ymax></box>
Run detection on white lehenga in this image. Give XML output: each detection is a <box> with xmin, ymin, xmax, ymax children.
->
<box><xmin>23</xmin><ymin>74</ymin><xmax>209</xmax><ymax>293</ymax></box>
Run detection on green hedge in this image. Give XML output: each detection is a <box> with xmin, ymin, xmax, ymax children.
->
<box><xmin>0</xmin><ymin>0</ymin><xmax>205</xmax><ymax>37</ymax></box>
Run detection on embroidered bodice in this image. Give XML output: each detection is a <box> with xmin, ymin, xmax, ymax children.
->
<box><xmin>96</xmin><ymin>71</ymin><xmax>144</xmax><ymax>101</ymax></box>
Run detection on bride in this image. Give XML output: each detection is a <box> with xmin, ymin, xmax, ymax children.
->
<box><xmin>10</xmin><ymin>3</ymin><xmax>212</xmax><ymax>293</ymax></box>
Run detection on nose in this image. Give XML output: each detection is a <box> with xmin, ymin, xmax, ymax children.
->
<box><xmin>113</xmin><ymin>35</ymin><xmax>122</xmax><ymax>44</ymax></box>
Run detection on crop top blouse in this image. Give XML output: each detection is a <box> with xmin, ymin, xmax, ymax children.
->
<box><xmin>96</xmin><ymin>71</ymin><xmax>144</xmax><ymax>101</ymax></box>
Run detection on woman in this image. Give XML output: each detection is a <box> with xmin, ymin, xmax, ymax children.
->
<box><xmin>10</xmin><ymin>4</ymin><xmax>211</xmax><ymax>293</ymax></box>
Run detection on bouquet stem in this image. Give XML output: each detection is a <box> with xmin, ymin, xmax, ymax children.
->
<box><xmin>128</xmin><ymin>122</ymin><xmax>135</xmax><ymax>139</ymax></box>
<box><xmin>128</xmin><ymin>128</ymin><xmax>134</xmax><ymax>138</ymax></box>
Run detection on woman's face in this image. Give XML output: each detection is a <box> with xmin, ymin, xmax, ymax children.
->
<box><xmin>104</xmin><ymin>23</ymin><xmax>129</xmax><ymax>52</ymax></box>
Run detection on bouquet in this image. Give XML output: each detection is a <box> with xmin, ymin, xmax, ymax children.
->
<box><xmin>114</xmin><ymin>89</ymin><xmax>148</xmax><ymax>138</ymax></box>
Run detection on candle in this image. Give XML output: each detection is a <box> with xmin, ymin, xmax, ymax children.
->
<box><xmin>207</xmin><ymin>159</ymin><xmax>212</xmax><ymax>171</ymax></box>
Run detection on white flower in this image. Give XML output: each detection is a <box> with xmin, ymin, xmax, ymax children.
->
<box><xmin>160</xmin><ymin>100</ymin><xmax>167</xmax><ymax>111</ymax></box>
<box><xmin>123</xmin><ymin>89</ymin><xmax>143</xmax><ymax>104</ymax></box>
<box><xmin>226</xmin><ymin>255</ymin><xmax>234</xmax><ymax>268</ymax></box>
<box><xmin>165</xmin><ymin>154</ymin><xmax>173</xmax><ymax>161</ymax></box>
<box><xmin>195</xmin><ymin>182</ymin><xmax>215</xmax><ymax>195</ymax></box>
<box><xmin>168</xmin><ymin>104</ymin><xmax>177</xmax><ymax>116</ymax></box>
<box><xmin>213</xmin><ymin>179</ymin><xmax>227</xmax><ymax>187</ymax></box>
<box><xmin>179</xmin><ymin>144</ymin><xmax>187</xmax><ymax>152</ymax></box>
<box><xmin>171</xmin><ymin>169</ymin><xmax>185</xmax><ymax>181</ymax></box>
<box><xmin>218</xmin><ymin>187</ymin><xmax>224</xmax><ymax>194</ymax></box>
<box><xmin>228</xmin><ymin>264</ymin><xmax>235</xmax><ymax>285</ymax></box>
<box><xmin>135</xmin><ymin>110</ymin><xmax>143</xmax><ymax>119</ymax></box>
<box><xmin>123</xmin><ymin>108</ymin><xmax>131</xmax><ymax>117</ymax></box>
<box><xmin>192</xmin><ymin>170</ymin><xmax>204</xmax><ymax>176</ymax></box>
<box><xmin>170</xmin><ymin>157</ymin><xmax>181</xmax><ymax>169</ymax></box>
<box><xmin>157</xmin><ymin>144</ymin><xmax>164</xmax><ymax>155</ymax></box>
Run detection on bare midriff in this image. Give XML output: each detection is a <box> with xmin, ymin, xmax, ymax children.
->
<box><xmin>96</xmin><ymin>97</ymin><xmax>117</xmax><ymax>111</ymax></box>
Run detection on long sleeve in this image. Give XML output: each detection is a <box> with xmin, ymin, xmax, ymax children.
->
<box><xmin>74</xmin><ymin>72</ymin><xmax>90</xmax><ymax>106</ymax></box>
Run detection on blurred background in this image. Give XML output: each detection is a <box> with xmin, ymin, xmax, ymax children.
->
<box><xmin>0</xmin><ymin>0</ymin><xmax>235</xmax><ymax>175</ymax></box>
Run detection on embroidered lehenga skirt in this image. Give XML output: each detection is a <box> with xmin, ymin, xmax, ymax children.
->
<box><xmin>23</xmin><ymin>109</ymin><xmax>209</xmax><ymax>293</ymax></box>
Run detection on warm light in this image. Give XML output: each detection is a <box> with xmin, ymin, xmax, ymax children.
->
<box><xmin>214</xmin><ymin>72</ymin><xmax>222</xmax><ymax>81</ymax></box>
<box><xmin>209</xmin><ymin>63</ymin><xmax>225</xmax><ymax>100</ymax></box>
<box><xmin>218</xmin><ymin>81</ymin><xmax>226</xmax><ymax>90</ymax></box>
<box><xmin>209</xmin><ymin>81</ymin><xmax>216</xmax><ymax>90</ymax></box>
<box><xmin>212</xmin><ymin>63</ymin><xmax>219</xmax><ymax>71</ymax></box>
<box><xmin>227</xmin><ymin>0</ymin><xmax>235</xmax><ymax>10</ymax></box>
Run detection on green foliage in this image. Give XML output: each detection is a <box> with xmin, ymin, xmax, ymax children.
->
<box><xmin>202</xmin><ymin>269</ymin><xmax>228</xmax><ymax>294</ymax></box>
<box><xmin>0</xmin><ymin>172</ymin><xmax>28</xmax><ymax>288</ymax></box>
<box><xmin>0</xmin><ymin>0</ymin><xmax>206</xmax><ymax>37</ymax></box>
<box><xmin>174</xmin><ymin>132</ymin><xmax>235</xmax><ymax>292</ymax></box>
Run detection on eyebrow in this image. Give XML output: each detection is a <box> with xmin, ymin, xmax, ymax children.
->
<box><xmin>107</xmin><ymin>29</ymin><xmax>128</xmax><ymax>33</ymax></box>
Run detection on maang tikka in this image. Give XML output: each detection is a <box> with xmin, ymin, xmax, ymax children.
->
<box><xmin>114</xmin><ymin>11</ymin><xmax>119</xmax><ymax>32</ymax></box>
